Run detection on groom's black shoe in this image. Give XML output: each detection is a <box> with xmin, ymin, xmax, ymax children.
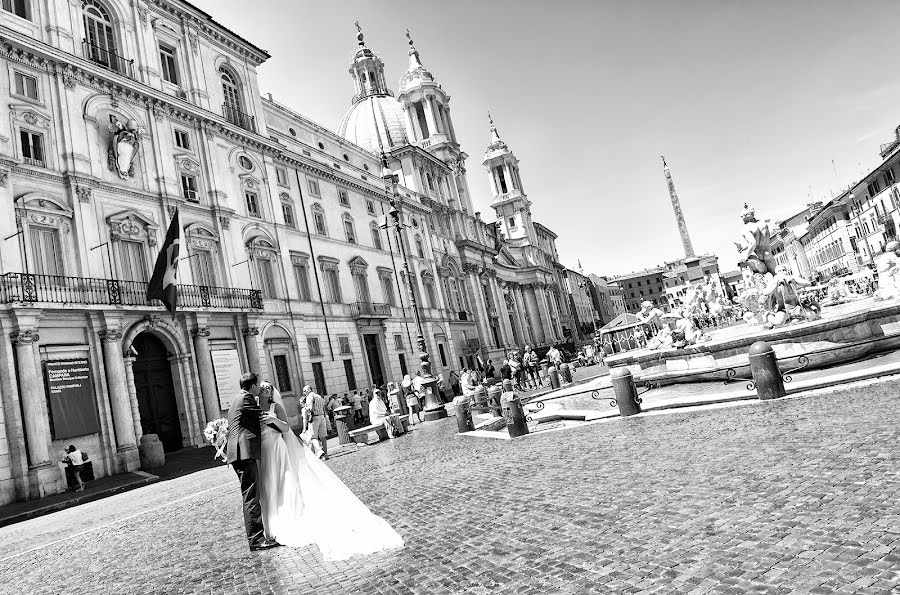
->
<box><xmin>250</xmin><ymin>539</ymin><xmax>281</xmax><ymax>551</ymax></box>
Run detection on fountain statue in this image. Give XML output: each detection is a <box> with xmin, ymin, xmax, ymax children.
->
<box><xmin>874</xmin><ymin>241</ymin><xmax>900</xmax><ymax>301</ymax></box>
<box><xmin>734</xmin><ymin>204</ymin><xmax>820</xmax><ymax>328</ymax></box>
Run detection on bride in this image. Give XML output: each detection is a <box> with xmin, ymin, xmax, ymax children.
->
<box><xmin>256</xmin><ymin>381</ymin><xmax>404</xmax><ymax>560</ymax></box>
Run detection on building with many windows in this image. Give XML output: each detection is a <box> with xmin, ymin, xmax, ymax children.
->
<box><xmin>0</xmin><ymin>1</ymin><xmax>571</xmax><ymax>502</ymax></box>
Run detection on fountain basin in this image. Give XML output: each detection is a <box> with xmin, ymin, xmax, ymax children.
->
<box><xmin>605</xmin><ymin>298</ymin><xmax>900</xmax><ymax>385</ymax></box>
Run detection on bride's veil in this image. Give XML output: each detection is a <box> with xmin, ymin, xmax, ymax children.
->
<box><xmin>270</xmin><ymin>385</ymin><xmax>286</xmax><ymax>409</ymax></box>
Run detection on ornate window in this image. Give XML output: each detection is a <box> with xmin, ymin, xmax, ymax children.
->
<box><xmin>249</xmin><ymin>238</ymin><xmax>278</xmax><ymax>299</ymax></box>
<box><xmin>159</xmin><ymin>43</ymin><xmax>178</xmax><ymax>85</ymax></box>
<box><xmin>370</xmin><ymin>223</ymin><xmax>382</xmax><ymax>250</ymax></box>
<box><xmin>12</xmin><ymin>71</ymin><xmax>39</xmax><ymax>101</ymax></box>
<box><xmin>291</xmin><ymin>252</ymin><xmax>312</xmax><ymax>301</ymax></box>
<box><xmin>339</xmin><ymin>189</ymin><xmax>350</xmax><ymax>207</ymax></box>
<box><xmin>185</xmin><ymin>225</ymin><xmax>220</xmax><ymax>287</ymax></box>
<box><xmin>175</xmin><ymin>156</ymin><xmax>202</xmax><ymax>203</ymax></box>
<box><xmin>350</xmin><ymin>257</ymin><xmax>370</xmax><ymax>303</ymax></box>
<box><xmin>220</xmin><ymin>66</ymin><xmax>243</xmax><ymax>120</ymax></box>
<box><xmin>415</xmin><ymin>234</ymin><xmax>425</xmax><ymax>258</ymax></box>
<box><xmin>307</xmin><ymin>178</ymin><xmax>320</xmax><ymax>197</ymax></box>
<box><xmin>343</xmin><ymin>214</ymin><xmax>356</xmax><ymax>244</ymax></box>
<box><xmin>280</xmin><ymin>194</ymin><xmax>296</xmax><ymax>228</ymax></box>
<box><xmin>30</xmin><ymin>225</ymin><xmax>64</xmax><ymax>277</ymax></box>
<box><xmin>83</xmin><ymin>1</ymin><xmax>120</xmax><ymax>72</ymax></box>
<box><xmin>2</xmin><ymin>0</ymin><xmax>29</xmax><ymax>19</ymax></box>
<box><xmin>378</xmin><ymin>267</ymin><xmax>395</xmax><ymax>307</ymax></box>
<box><xmin>311</xmin><ymin>203</ymin><xmax>327</xmax><ymax>236</ymax></box>
<box><xmin>366</xmin><ymin>200</ymin><xmax>376</xmax><ymax>215</ymax></box>
<box><xmin>245</xmin><ymin>189</ymin><xmax>260</xmax><ymax>218</ymax></box>
<box><xmin>20</xmin><ymin>129</ymin><xmax>44</xmax><ymax>167</ymax></box>
<box><xmin>275</xmin><ymin>166</ymin><xmax>289</xmax><ymax>187</ymax></box>
<box><xmin>319</xmin><ymin>256</ymin><xmax>342</xmax><ymax>303</ymax></box>
<box><xmin>422</xmin><ymin>273</ymin><xmax>437</xmax><ymax>309</ymax></box>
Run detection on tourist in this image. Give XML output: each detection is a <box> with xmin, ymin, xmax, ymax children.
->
<box><xmin>303</xmin><ymin>385</ymin><xmax>328</xmax><ymax>460</ymax></box>
<box><xmin>485</xmin><ymin>359</ymin><xmax>496</xmax><ymax>379</ymax></box>
<box><xmin>325</xmin><ymin>394</ymin><xmax>341</xmax><ymax>432</ymax></box>
<box><xmin>547</xmin><ymin>344</ymin><xmax>563</xmax><ymax>368</ymax></box>
<box><xmin>386</xmin><ymin>381</ymin><xmax>402</xmax><ymax>413</ymax></box>
<box><xmin>369</xmin><ymin>389</ymin><xmax>402</xmax><ymax>438</ymax></box>
<box><xmin>351</xmin><ymin>391</ymin><xmax>364</xmax><ymax>425</ymax></box>
<box><xmin>361</xmin><ymin>388</ymin><xmax>372</xmax><ymax>423</ymax></box>
<box><xmin>62</xmin><ymin>445</ymin><xmax>86</xmax><ymax>492</ymax></box>
<box><xmin>508</xmin><ymin>353</ymin><xmax>523</xmax><ymax>390</ymax></box>
<box><xmin>500</xmin><ymin>358</ymin><xmax>512</xmax><ymax>385</ymax></box>
<box><xmin>448</xmin><ymin>370</ymin><xmax>462</xmax><ymax>396</ymax></box>
<box><xmin>405</xmin><ymin>380</ymin><xmax>422</xmax><ymax>424</ymax></box>
<box><xmin>523</xmin><ymin>346</ymin><xmax>540</xmax><ymax>389</ymax></box>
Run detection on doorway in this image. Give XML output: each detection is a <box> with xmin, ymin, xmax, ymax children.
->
<box><xmin>133</xmin><ymin>332</ymin><xmax>182</xmax><ymax>451</ymax></box>
<box><xmin>363</xmin><ymin>334</ymin><xmax>385</xmax><ymax>388</ymax></box>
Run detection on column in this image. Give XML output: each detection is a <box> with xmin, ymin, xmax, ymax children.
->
<box><xmin>423</xmin><ymin>96</ymin><xmax>439</xmax><ymax>138</ymax></box>
<box><xmin>403</xmin><ymin>106</ymin><xmax>419</xmax><ymax>142</ymax></box>
<box><xmin>493</xmin><ymin>279</ymin><xmax>514</xmax><ymax>348</ymax></box>
<box><xmin>524</xmin><ymin>285</ymin><xmax>548</xmax><ymax>345</ymax></box>
<box><xmin>243</xmin><ymin>326</ymin><xmax>261</xmax><ymax>374</ymax></box>
<box><xmin>538</xmin><ymin>287</ymin><xmax>557</xmax><ymax>342</ymax></box>
<box><xmin>463</xmin><ymin>265</ymin><xmax>493</xmax><ymax>351</ymax></box>
<box><xmin>514</xmin><ymin>286</ymin><xmax>533</xmax><ymax>345</ymax></box>
<box><xmin>176</xmin><ymin>355</ymin><xmax>202</xmax><ymax>445</ymax></box>
<box><xmin>99</xmin><ymin>329</ymin><xmax>137</xmax><ymax>451</ymax></box>
<box><xmin>192</xmin><ymin>327</ymin><xmax>220</xmax><ymax>424</ymax></box>
<box><xmin>10</xmin><ymin>330</ymin><xmax>51</xmax><ymax>466</ymax></box>
<box><xmin>123</xmin><ymin>355</ymin><xmax>142</xmax><ymax>444</ymax></box>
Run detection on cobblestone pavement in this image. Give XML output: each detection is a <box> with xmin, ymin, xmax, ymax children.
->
<box><xmin>2</xmin><ymin>384</ymin><xmax>899</xmax><ymax>594</ymax></box>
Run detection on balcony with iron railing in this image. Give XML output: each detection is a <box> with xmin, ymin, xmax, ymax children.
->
<box><xmin>0</xmin><ymin>273</ymin><xmax>263</xmax><ymax>310</ymax></box>
<box><xmin>82</xmin><ymin>39</ymin><xmax>134</xmax><ymax>79</ymax></box>
<box><xmin>349</xmin><ymin>302</ymin><xmax>391</xmax><ymax>319</ymax></box>
<box><xmin>222</xmin><ymin>103</ymin><xmax>257</xmax><ymax>133</ymax></box>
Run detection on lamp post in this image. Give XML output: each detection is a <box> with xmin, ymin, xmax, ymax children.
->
<box><xmin>381</xmin><ymin>160</ymin><xmax>448</xmax><ymax>421</ymax></box>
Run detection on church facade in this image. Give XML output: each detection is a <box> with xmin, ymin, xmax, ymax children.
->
<box><xmin>0</xmin><ymin>0</ymin><xmax>571</xmax><ymax>503</ymax></box>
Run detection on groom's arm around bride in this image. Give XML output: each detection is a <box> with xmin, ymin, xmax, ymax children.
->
<box><xmin>226</xmin><ymin>372</ymin><xmax>278</xmax><ymax>551</ymax></box>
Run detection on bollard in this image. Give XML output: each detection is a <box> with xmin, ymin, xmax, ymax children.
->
<box><xmin>333</xmin><ymin>406</ymin><xmax>352</xmax><ymax>445</ymax></box>
<box><xmin>610</xmin><ymin>367</ymin><xmax>642</xmax><ymax>417</ymax></box>
<box><xmin>138</xmin><ymin>434</ymin><xmax>165</xmax><ymax>470</ymax></box>
<box><xmin>453</xmin><ymin>396</ymin><xmax>474</xmax><ymax>433</ymax></box>
<box><xmin>501</xmin><ymin>392</ymin><xmax>529</xmax><ymax>438</ymax></box>
<box><xmin>502</xmin><ymin>378</ymin><xmax>513</xmax><ymax>393</ymax></box>
<box><xmin>748</xmin><ymin>341</ymin><xmax>785</xmax><ymax>400</ymax></box>
<box><xmin>473</xmin><ymin>385</ymin><xmax>487</xmax><ymax>409</ymax></box>
<box><xmin>548</xmin><ymin>365</ymin><xmax>560</xmax><ymax>389</ymax></box>
<box><xmin>540</xmin><ymin>361</ymin><xmax>550</xmax><ymax>385</ymax></box>
<box><xmin>486</xmin><ymin>385</ymin><xmax>503</xmax><ymax>417</ymax></box>
<box><xmin>560</xmin><ymin>362</ymin><xmax>573</xmax><ymax>384</ymax></box>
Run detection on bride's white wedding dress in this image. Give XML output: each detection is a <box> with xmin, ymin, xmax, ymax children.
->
<box><xmin>257</xmin><ymin>404</ymin><xmax>404</xmax><ymax>561</ymax></box>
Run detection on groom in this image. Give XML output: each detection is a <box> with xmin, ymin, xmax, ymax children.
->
<box><xmin>227</xmin><ymin>372</ymin><xmax>279</xmax><ymax>551</ymax></box>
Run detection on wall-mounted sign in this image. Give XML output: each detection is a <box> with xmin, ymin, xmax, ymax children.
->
<box><xmin>211</xmin><ymin>349</ymin><xmax>243</xmax><ymax>411</ymax></box>
<box><xmin>44</xmin><ymin>358</ymin><xmax>100</xmax><ymax>439</ymax></box>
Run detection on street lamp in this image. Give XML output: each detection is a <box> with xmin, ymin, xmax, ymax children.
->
<box><xmin>381</xmin><ymin>159</ymin><xmax>448</xmax><ymax>421</ymax></box>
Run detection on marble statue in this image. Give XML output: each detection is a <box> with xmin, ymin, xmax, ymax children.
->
<box><xmin>107</xmin><ymin>117</ymin><xmax>145</xmax><ymax>179</ymax></box>
<box><xmin>636</xmin><ymin>300</ymin><xmax>664</xmax><ymax>327</ymax></box>
<box><xmin>874</xmin><ymin>241</ymin><xmax>900</xmax><ymax>301</ymax></box>
<box><xmin>735</xmin><ymin>203</ymin><xmax>777</xmax><ymax>276</ymax></box>
<box><xmin>762</xmin><ymin>265</ymin><xmax>821</xmax><ymax>328</ymax></box>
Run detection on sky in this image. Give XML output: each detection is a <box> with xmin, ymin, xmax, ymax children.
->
<box><xmin>193</xmin><ymin>0</ymin><xmax>900</xmax><ymax>277</ymax></box>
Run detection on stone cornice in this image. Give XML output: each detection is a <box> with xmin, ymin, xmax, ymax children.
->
<box><xmin>0</xmin><ymin>31</ymin><xmax>278</xmax><ymax>156</ymax></box>
<box><xmin>147</xmin><ymin>0</ymin><xmax>270</xmax><ymax>67</ymax></box>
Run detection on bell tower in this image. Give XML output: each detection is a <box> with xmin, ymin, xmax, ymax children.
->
<box><xmin>348</xmin><ymin>21</ymin><xmax>391</xmax><ymax>101</ymax></box>
<box><xmin>484</xmin><ymin>113</ymin><xmax>533</xmax><ymax>243</ymax></box>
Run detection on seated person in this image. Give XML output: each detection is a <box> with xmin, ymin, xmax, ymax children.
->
<box><xmin>368</xmin><ymin>390</ymin><xmax>402</xmax><ymax>438</ymax></box>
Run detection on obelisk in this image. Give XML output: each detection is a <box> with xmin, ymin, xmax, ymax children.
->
<box><xmin>661</xmin><ymin>156</ymin><xmax>695</xmax><ymax>258</ymax></box>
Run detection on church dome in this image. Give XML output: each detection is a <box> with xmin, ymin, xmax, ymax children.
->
<box><xmin>338</xmin><ymin>95</ymin><xmax>409</xmax><ymax>155</ymax></box>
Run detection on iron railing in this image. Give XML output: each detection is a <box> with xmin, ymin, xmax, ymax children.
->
<box><xmin>0</xmin><ymin>273</ymin><xmax>263</xmax><ymax>309</ymax></box>
<box><xmin>222</xmin><ymin>103</ymin><xmax>257</xmax><ymax>133</ymax></box>
<box><xmin>349</xmin><ymin>302</ymin><xmax>391</xmax><ymax>318</ymax></box>
<box><xmin>82</xmin><ymin>39</ymin><xmax>134</xmax><ymax>79</ymax></box>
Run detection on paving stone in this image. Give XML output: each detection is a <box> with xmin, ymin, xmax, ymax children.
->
<box><xmin>0</xmin><ymin>383</ymin><xmax>899</xmax><ymax>593</ymax></box>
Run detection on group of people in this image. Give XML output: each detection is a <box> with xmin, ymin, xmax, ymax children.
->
<box><xmin>227</xmin><ymin>371</ymin><xmax>404</xmax><ymax>557</ymax></box>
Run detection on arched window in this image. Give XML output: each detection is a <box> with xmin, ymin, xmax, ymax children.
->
<box><xmin>415</xmin><ymin>235</ymin><xmax>424</xmax><ymax>258</ymax></box>
<box><xmin>311</xmin><ymin>203</ymin><xmax>327</xmax><ymax>236</ymax></box>
<box><xmin>220</xmin><ymin>67</ymin><xmax>244</xmax><ymax>125</ymax></box>
<box><xmin>370</xmin><ymin>222</ymin><xmax>383</xmax><ymax>250</ymax></box>
<box><xmin>83</xmin><ymin>1</ymin><xmax>119</xmax><ymax>72</ymax></box>
<box><xmin>280</xmin><ymin>194</ymin><xmax>295</xmax><ymax>229</ymax></box>
<box><xmin>343</xmin><ymin>214</ymin><xmax>357</xmax><ymax>244</ymax></box>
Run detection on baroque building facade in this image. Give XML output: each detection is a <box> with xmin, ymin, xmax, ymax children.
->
<box><xmin>0</xmin><ymin>1</ymin><xmax>570</xmax><ymax>502</ymax></box>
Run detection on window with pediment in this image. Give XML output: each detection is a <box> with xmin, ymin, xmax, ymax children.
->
<box><xmin>248</xmin><ymin>238</ymin><xmax>278</xmax><ymax>299</ymax></box>
<box><xmin>415</xmin><ymin>234</ymin><xmax>425</xmax><ymax>258</ymax></box>
<box><xmin>311</xmin><ymin>203</ymin><xmax>327</xmax><ymax>236</ymax></box>
<box><xmin>106</xmin><ymin>210</ymin><xmax>158</xmax><ymax>282</ymax></box>
<box><xmin>291</xmin><ymin>252</ymin><xmax>312</xmax><ymax>301</ymax></box>
<box><xmin>370</xmin><ymin>222</ymin><xmax>383</xmax><ymax>250</ymax></box>
<box><xmin>186</xmin><ymin>225</ymin><xmax>220</xmax><ymax>287</ymax></box>
<box><xmin>319</xmin><ymin>256</ymin><xmax>342</xmax><ymax>303</ymax></box>
<box><xmin>15</xmin><ymin>195</ymin><xmax>73</xmax><ymax>278</ymax></box>
<box><xmin>378</xmin><ymin>267</ymin><xmax>395</xmax><ymax>306</ymax></box>
<box><xmin>280</xmin><ymin>193</ymin><xmax>296</xmax><ymax>228</ymax></box>
<box><xmin>422</xmin><ymin>272</ymin><xmax>438</xmax><ymax>309</ymax></box>
<box><xmin>343</xmin><ymin>214</ymin><xmax>357</xmax><ymax>244</ymax></box>
<box><xmin>349</xmin><ymin>257</ymin><xmax>370</xmax><ymax>303</ymax></box>
<box><xmin>175</xmin><ymin>156</ymin><xmax>202</xmax><ymax>203</ymax></box>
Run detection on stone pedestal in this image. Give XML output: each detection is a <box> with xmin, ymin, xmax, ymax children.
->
<box><xmin>138</xmin><ymin>434</ymin><xmax>166</xmax><ymax>470</ymax></box>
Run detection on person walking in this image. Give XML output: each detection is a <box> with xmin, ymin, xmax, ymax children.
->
<box><xmin>485</xmin><ymin>359</ymin><xmax>496</xmax><ymax>380</ymax></box>
<box><xmin>405</xmin><ymin>381</ymin><xmax>422</xmax><ymax>424</ymax></box>
<box><xmin>448</xmin><ymin>370</ymin><xmax>461</xmax><ymax>396</ymax></box>
<box><xmin>62</xmin><ymin>445</ymin><xmax>86</xmax><ymax>492</ymax></box>
<box><xmin>351</xmin><ymin>391</ymin><xmax>364</xmax><ymax>425</ymax></box>
<box><xmin>303</xmin><ymin>385</ymin><xmax>329</xmax><ymax>460</ymax></box>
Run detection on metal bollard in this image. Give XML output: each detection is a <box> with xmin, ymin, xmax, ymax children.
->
<box><xmin>748</xmin><ymin>341</ymin><xmax>785</xmax><ymax>400</ymax></box>
<box><xmin>540</xmin><ymin>361</ymin><xmax>549</xmax><ymax>385</ymax></box>
<box><xmin>453</xmin><ymin>396</ymin><xmax>474</xmax><ymax>433</ymax></box>
<box><xmin>501</xmin><ymin>392</ymin><xmax>529</xmax><ymax>438</ymax></box>
<box><xmin>473</xmin><ymin>385</ymin><xmax>487</xmax><ymax>409</ymax></box>
<box><xmin>486</xmin><ymin>385</ymin><xmax>503</xmax><ymax>417</ymax></box>
<box><xmin>548</xmin><ymin>365</ymin><xmax>560</xmax><ymax>389</ymax></box>
<box><xmin>502</xmin><ymin>378</ymin><xmax>513</xmax><ymax>393</ymax></box>
<box><xmin>560</xmin><ymin>362</ymin><xmax>572</xmax><ymax>384</ymax></box>
<box><xmin>333</xmin><ymin>406</ymin><xmax>353</xmax><ymax>445</ymax></box>
<box><xmin>610</xmin><ymin>367</ymin><xmax>642</xmax><ymax>417</ymax></box>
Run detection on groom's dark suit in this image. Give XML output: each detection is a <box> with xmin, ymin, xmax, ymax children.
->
<box><xmin>227</xmin><ymin>389</ymin><xmax>264</xmax><ymax>548</ymax></box>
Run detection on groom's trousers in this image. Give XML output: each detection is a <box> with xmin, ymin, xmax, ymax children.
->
<box><xmin>232</xmin><ymin>459</ymin><xmax>265</xmax><ymax>546</ymax></box>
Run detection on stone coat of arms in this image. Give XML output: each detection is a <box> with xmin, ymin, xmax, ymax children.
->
<box><xmin>107</xmin><ymin>117</ymin><xmax>145</xmax><ymax>179</ymax></box>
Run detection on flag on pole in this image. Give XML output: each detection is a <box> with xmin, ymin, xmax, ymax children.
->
<box><xmin>146</xmin><ymin>208</ymin><xmax>180</xmax><ymax>318</ymax></box>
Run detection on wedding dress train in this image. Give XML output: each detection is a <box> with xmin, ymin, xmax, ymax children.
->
<box><xmin>257</xmin><ymin>406</ymin><xmax>404</xmax><ymax>561</ymax></box>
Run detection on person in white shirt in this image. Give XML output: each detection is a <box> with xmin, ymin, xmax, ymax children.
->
<box><xmin>351</xmin><ymin>391</ymin><xmax>364</xmax><ymax>425</ymax></box>
<box><xmin>62</xmin><ymin>445</ymin><xmax>85</xmax><ymax>491</ymax></box>
<box><xmin>303</xmin><ymin>386</ymin><xmax>328</xmax><ymax>459</ymax></box>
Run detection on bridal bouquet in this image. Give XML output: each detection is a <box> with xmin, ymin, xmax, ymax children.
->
<box><xmin>203</xmin><ymin>418</ymin><xmax>229</xmax><ymax>463</ymax></box>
